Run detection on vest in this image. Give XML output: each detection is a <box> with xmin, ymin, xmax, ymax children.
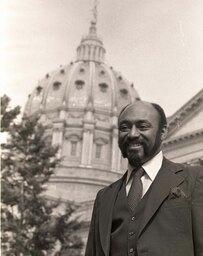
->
<box><xmin>110</xmin><ymin>178</ymin><xmax>151</xmax><ymax>256</ymax></box>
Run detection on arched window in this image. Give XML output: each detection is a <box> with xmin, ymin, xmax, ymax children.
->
<box><xmin>53</xmin><ymin>81</ymin><xmax>61</xmax><ymax>90</ymax></box>
<box><xmin>79</xmin><ymin>68</ymin><xmax>85</xmax><ymax>73</ymax></box>
<box><xmin>120</xmin><ymin>88</ymin><xmax>128</xmax><ymax>98</ymax></box>
<box><xmin>36</xmin><ymin>86</ymin><xmax>43</xmax><ymax>95</ymax></box>
<box><xmin>63</xmin><ymin>134</ymin><xmax>81</xmax><ymax>161</ymax></box>
<box><xmin>70</xmin><ymin>141</ymin><xmax>77</xmax><ymax>156</ymax></box>
<box><xmin>99</xmin><ymin>83</ymin><xmax>108</xmax><ymax>92</ymax></box>
<box><xmin>95</xmin><ymin>144</ymin><xmax>102</xmax><ymax>159</ymax></box>
<box><xmin>75</xmin><ymin>80</ymin><xmax>85</xmax><ymax>89</ymax></box>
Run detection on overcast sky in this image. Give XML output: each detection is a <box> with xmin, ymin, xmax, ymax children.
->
<box><xmin>1</xmin><ymin>0</ymin><xmax>203</xmax><ymax>116</ymax></box>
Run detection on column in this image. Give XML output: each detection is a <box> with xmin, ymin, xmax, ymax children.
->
<box><xmin>81</xmin><ymin>122</ymin><xmax>95</xmax><ymax>167</ymax></box>
<box><xmin>111</xmin><ymin>128</ymin><xmax>118</xmax><ymax>171</ymax></box>
<box><xmin>52</xmin><ymin>121</ymin><xmax>64</xmax><ymax>158</ymax></box>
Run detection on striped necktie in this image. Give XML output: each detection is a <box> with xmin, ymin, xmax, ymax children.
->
<box><xmin>128</xmin><ymin>167</ymin><xmax>145</xmax><ymax>211</ymax></box>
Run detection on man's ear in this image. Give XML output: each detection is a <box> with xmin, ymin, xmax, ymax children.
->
<box><xmin>160</xmin><ymin>125</ymin><xmax>168</xmax><ymax>141</ymax></box>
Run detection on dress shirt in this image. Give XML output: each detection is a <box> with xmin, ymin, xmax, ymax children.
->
<box><xmin>126</xmin><ymin>151</ymin><xmax>163</xmax><ymax>196</ymax></box>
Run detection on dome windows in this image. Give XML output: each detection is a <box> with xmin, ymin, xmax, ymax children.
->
<box><xmin>64</xmin><ymin>134</ymin><xmax>81</xmax><ymax>160</ymax></box>
<box><xmin>36</xmin><ymin>86</ymin><xmax>43</xmax><ymax>95</ymax></box>
<box><xmin>95</xmin><ymin>144</ymin><xmax>102</xmax><ymax>159</ymax></box>
<box><xmin>70</xmin><ymin>141</ymin><xmax>77</xmax><ymax>156</ymax></box>
<box><xmin>79</xmin><ymin>68</ymin><xmax>85</xmax><ymax>73</ymax></box>
<box><xmin>99</xmin><ymin>83</ymin><xmax>108</xmax><ymax>92</ymax></box>
<box><xmin>94</xmin><ymin>137</ymin><xmax>109</xmax><ymax>162</ymax></box>
<box><xmin>53</xmin><ymin>81</ymin><xmax>61</xmax><ymax>90</ymax></box>
<box><xmin>100</xmin><ymin>70</ymin><xmax>105</xmax><ymax>76</ymax></box>
<box><xmin>60</xmin><ymin>69</ymin><xmax>65</xmax><ymax>74</ymax></box>
<box><xmin>120</xmin><ymin>88</ymin><xmax>128</xmax><ymax>97</ymax></box>
<box><xmin>75</xmin><ymin>80</ymin><xmax>85</xmax><ymax>89</ymax></box>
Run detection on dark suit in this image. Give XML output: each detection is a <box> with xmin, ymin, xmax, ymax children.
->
<box><xmin>85</xmin><ymin>158</ymin><xmax>203</xmax><ymax>256</ymax></box>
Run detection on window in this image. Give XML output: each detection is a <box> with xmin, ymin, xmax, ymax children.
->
<box><xmin>120</xmin><ymin>88</ymin><xmax>128</xmax><ymax>95</ymax></box>
<box><xmin>70</xmin><ymin>141</ymin><xmax>77</xmax><ymax>156</ymax></box>
<box><xmin>53</xmin><ymin>81</ymin><xmax>61</xmax><ymax>90</ymax></box>
<box><xmin>95</xmin><ymin>144</ymin><xmax>102</xmax><ymax>159</ymax></box>
<box><xmin>79</xmin><ymin>68</ymin><xmax>85</xmax><ymax>73</ymax></box>
<box><xmin>36</xmin><ymin>86</ymin><xmax>43</xmax><ymax>95</ymax></box>
<box><xmin>99</xmin><ymin>83</ymin><xmax>108</xmax><ymax>92</ymax></box>
<box><xmin>120</xmin><ymin>88</ymin><xmax>128</xmax><ymax>98</ymax></box>
<box><xmin>75</xmin><ymin>80</ymin><xmax>85</xmax><ymax>89</ymax></box>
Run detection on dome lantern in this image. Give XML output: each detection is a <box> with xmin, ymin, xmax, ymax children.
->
<box><xmin>76</xmin><ymin>0</ymin><xmax>105</xmax><ymax>63</ymax></box>
<box><xmin>76</xmin><ymin>20</ymin><xmax>105</xmax><ymax>63</ymax></box>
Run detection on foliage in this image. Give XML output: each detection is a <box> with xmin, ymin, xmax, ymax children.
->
<box><xmin>1</xmin><ymin>94</ymin><xmax>20</xmax><ymax>132</ymax></box>
<box><xmin>53</xmin><ymin>203</ymin><xmax>84</xmax><ymax>256</ymax></box>
<box><xmin>1</xmin><ymin>95</ymin><xmax>83</xmax><ymax>256</ymax></box>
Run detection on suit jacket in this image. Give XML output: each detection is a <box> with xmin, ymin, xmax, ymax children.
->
<box><xmin>85</xmin><ymin>158</ymin><xmax>203</xmax><ymax>256</ymax></box>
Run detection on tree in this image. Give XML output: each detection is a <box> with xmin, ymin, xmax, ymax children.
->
<box><xmin>52</xmin><ymin>203</ymin><xmax>84</xmax><ymax>256</ymax></box>
<box><xmin>1</xmin><ymin>95</ymin><xmax>83</xmax><ymax>255</ymax></box>
<box><xmin>1</xmin><ymin>94</ymin><xmax>20</xmax><ymax>132</ymax></box>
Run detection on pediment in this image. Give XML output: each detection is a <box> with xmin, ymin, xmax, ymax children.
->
<box><xmin>167</xmin><ymin>89</ymin><xmax>203</xmax><ymax>140</ymax></box>
<box><xmin>168</xmin><ymin>108</ymin><xmax>203</xmax><ymax>139</ymax></box>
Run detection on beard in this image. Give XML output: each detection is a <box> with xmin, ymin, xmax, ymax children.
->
<box><xmin>119</xmin><ymin>136</ymin><xmax>145</xmax><ymax>166</ymax></box>
<box><xmin>127</xmin><ymin>149</ymin><xmax>142</xmax><ymax>167</ymax></box>
<box><xmin>119</xmin><ymin>133</ymin><xmax>162</xmax><ymax>167</ymax></box>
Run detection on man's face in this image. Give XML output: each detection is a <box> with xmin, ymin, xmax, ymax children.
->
<box><xmin>118</xmin><ymin>102</ymin><xmax>165</xmax><ymax>167</ymax></box>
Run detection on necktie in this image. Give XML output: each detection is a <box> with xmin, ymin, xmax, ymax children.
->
<box><xmin>128</xmin><ymin>167</ymin><xmax>145</xmax><ymax>211</ymax></box>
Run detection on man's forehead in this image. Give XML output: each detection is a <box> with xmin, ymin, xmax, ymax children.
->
<box><xmin>119</xmin><ymin>101</ymin><xmax>156</xmax><ymax>119</ymax></box>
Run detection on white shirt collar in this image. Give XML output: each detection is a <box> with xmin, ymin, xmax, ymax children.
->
<box><xmin>126</xmin><ymin>151</ymin><xmax>163</xmax><ymax>184</ymax></box>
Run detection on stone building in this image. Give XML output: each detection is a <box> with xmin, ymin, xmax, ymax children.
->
<box><xmin>24</xmin><ymin>18</ymin><xmax>140</xmax><ymax>241</ymax></box>
<box><xmin>163</xmin><ymin>88</ymin><xmax>203</xmax><ymax>165</ymax></box>
<box><xmin>24</xmin><ymin>13</ymin><xmax>203</xmax><ymax>246</ymax></box>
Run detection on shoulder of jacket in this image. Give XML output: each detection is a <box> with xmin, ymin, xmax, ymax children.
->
<box><xmin>182</xmin><ymin>163</ymin><xmax>203</xmax><ymax>172</ymax></box>
<box><xmin>164</xmin><ymin>157</ymin><xmax>203</xmax><ymax>173</ymax></box>
<box><xmin>178</xmin><ymin>163</ymin><xmax>203</xmax><ymax>184</ymax></box>
<box><xmin>96</xmin><ymin>177</ymin><xmax>123</xmax><ymax>197</ymax></box>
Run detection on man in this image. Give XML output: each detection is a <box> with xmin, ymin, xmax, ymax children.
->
<box><xmin>85</xmin><ymin>100</ymin><xmax>203</xmax><ymax>256</ymax></box>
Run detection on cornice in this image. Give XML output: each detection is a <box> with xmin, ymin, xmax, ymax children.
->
<box><xmin>163</xmin><ymin>128</ymin><xmax>203</xmax><ymax>146</ymax></box>
<box><xmin>49</xmin><ymin>176</ymin><xmax>113</xmax><ymax>187</ymax></box>
<box><xmin>167</xmin><ymin>89</ymin><xmax>203</xmax><ymax>136</ymax></box>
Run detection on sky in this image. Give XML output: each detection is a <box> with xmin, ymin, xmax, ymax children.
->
<box><xmin>1</xmin><ymin>0</ymin><xmax>203</xmax><ymax>117</ymax></box>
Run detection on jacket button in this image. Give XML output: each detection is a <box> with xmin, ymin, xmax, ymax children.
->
<box><xmin>131</xmin><ymin>216</ymin><xmax>135</xmax><ymax>221</ymax></box>
<box><xmin>129</xmin><ymin>231</ymin><xmax>134</xmax><ymax>236</ymax></box>
<box><xmin>129</xmin><ymin>248</ymin><xmax>134</xmax><ymax>253</ymax></box>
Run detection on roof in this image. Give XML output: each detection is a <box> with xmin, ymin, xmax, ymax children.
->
<box><xmin>166</xmin><ymin>88</ymin><xmax>203</xmax><ymax>139</ymax></box>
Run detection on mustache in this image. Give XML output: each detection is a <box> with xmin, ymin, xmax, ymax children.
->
<box><xmin>125</xmin><ymin>137</ymin><xmax>144</xmax><ymax>145</ymax></box>
<box><xmin>119</xmin><ymin>136</ymin><xmax>146</xmax><ymax>158</ymax></box>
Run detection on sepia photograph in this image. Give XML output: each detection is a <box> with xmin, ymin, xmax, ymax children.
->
<box><xmin>1</xmin><ymin>0</ymin><xmax>203</xmax><ymax>255</ymax></box>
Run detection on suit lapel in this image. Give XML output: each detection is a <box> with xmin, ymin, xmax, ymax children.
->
<box><xmin>138</xmin><ymin>158</ymin><xmax>184</xmax><ymax>237</ymax></box>
<box><xmin>99</xmin><ymin>173</ymin><xmax>127</xmax><ymax>256</ymax></box>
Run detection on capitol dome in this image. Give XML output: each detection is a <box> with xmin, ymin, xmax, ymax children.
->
<box><xmin>24</xmin><ymin>20</ymin><xmax>139</xmax><ymax>118</ymax></box>
<box><xmin>24</xmin><ymin>18</ymin><xmax>140</xmax><ymax>235</ymax></box>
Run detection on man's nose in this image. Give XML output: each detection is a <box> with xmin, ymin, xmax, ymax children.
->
<box><xmin>129</xmin><ymin>125</ymin><xmax>140</xmax><ymax>137</ymax></box>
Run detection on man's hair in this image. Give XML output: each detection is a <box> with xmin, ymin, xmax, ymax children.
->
<box><xmin>117</xmin><ymin>103</ymin><xmax>131</xmax><ymax>124</ymax></box>
<box><xmin>151</xmin><ymin>103</ymin><xmax>167</xmax><ymax>129</ymax></box>
<box><xmin>118</xmin><ymin>101</ymin><xmax>167</xmax><ymax>129</ymax></box>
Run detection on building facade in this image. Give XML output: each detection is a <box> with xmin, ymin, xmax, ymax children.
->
<box><xmin>24</xmin><ymin>16</ymin><xmax>203</xmax><ymax>245</ymax></box>
<box><xmin>163</xmin><ymin>89</ymin><xmax>203</xmax><ymax>165</ymax></box>
<box><xmin>24</xmin><ymin>19</ymin><xmax>140</xmax><ymax>242</ymax></box>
